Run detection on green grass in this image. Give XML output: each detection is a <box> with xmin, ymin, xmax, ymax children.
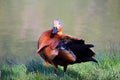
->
<box><xmin>0</xmin><ymin>50</ymin><xmax>120</xmax><ymax>80</ymax></box>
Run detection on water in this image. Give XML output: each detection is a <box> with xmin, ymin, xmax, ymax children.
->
<box><xmin>0</xmin><ymin>0</ymin><xmax>120</xmax><ymax>64</ymax></box>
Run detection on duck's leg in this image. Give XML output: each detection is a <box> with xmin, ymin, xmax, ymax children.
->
<box><xmin>53</xmin><ymin>64</ymin><xmax>58</xmax><ymax>76</ymax></box>
<box><xmin>54</xmin><ymin>64</ymin><xmax>58</xmax><ymax>72</ymax></box>
<box><xmin>45</xmin><ymin>58</ymin><xmax>58</xmax><ymax>73</ymax></box>
<box><xmin>45</xmin><ymin>61</ymin><xmax>49</xmax><ymax>67</ymax></box>
<box><xmin>63</xmin><ymin>65</ymin><xmax>67</xmax><ymax>72</ymax></box>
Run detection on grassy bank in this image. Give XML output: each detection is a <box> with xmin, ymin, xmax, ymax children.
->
<box><xmin>0</xmin><ymin>50</ymin><xmax>120</xmax><ymax>80</ymax></box>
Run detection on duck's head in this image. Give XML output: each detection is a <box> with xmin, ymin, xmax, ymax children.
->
<box><xmin>51</xmin><ymin>19</ymin><xmax>63</xmax><ymax>35</ymax></box>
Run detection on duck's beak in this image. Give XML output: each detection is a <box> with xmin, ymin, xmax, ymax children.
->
<box><xmin>50</xmin><ymin>27</ymin><xmax>58</xmax><ymax>38</ymax></box>
<box><xmin>52</xmin><ymin>27</ymin><xmax>58</xmax><ymax>34</ymax></box>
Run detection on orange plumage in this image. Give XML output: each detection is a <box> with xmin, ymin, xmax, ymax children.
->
<box><xmin>37</xmin><ymin>19</ymin><xmax>78</xmax><ymax>71</ymax></box>
<box><xmin>37</xmin><ymin>19</ymin><xmax>97</xmax><ymax>72</ymax></box>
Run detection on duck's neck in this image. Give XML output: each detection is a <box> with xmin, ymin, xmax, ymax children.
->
<box><xmin>57</xmin><ymin>27</ymin><xmax>63</xmax><ymax>35</ymax></box>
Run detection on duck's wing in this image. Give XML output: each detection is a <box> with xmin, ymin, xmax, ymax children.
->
<box><xmin>62</xmin><ymin>38</ymin><xmax>97</xmax><ymax>63</ymax></box>
<box><xmin>37</xmin><ymin>30</ymin><xmax>51</xmax><ymax>53</ymax></box>
<box><xmin>66</xmin><ymin>42</ymin><xmax>95</xmax><ymax>57</ymax></box>
<box><xmin>37</xmin><ymin>30</ymin><xmax>59</xmax><ymax>53</ymax></box>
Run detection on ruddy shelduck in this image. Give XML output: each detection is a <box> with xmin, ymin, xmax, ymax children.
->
<box><xmin>37</xmin><ymin>19</ymin><xmax>97</xmax><ymax>72</ymax></box>
<box><xmin>37</xmin><ymin>19</ymin><xmax>78</xmax><ymax>70</ymax></box>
